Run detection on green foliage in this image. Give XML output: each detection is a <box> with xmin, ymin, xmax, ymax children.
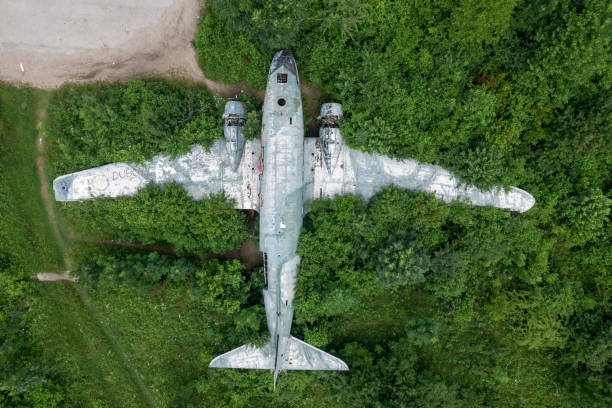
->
<box><xmin>449</xmin><ymin>0</ymin><xmax>519</xmax><ymax>46</ymax></box>
<box><xmin>45</xmin><ymin>80</ymin><xmax>223</xmax><ymax>175</ymax></box>
<box><xmin>404</xmin><ymin>317</ymin><xmax>439</xmax><ymax>346</ymax></box>
<box><xmin>556</xmin><ymin>189</ymin><xmax>611</xmax><ymax>247</ymax></box>
<box><xmin>210</xmin><ymin>0</ymin><xmax>310</xmax><ymax>54</ymax></box>
<box><xmin>375</xmin><ymin>233</ymin><xmax>430</xmax><ymax>288</ymax></box>
<box><xmin>1</xmin><ymin>0</ymin><xmax>611</xmax><ymax>403</ymax></box>
<box><xmin>293</xmin><ymin>180</ymin><xmax>609</xmax><ymax>405</ymax></box>
<box><xmin>195</xmin><ymin>259</ymin><xmax>250</xmax><ymax>313</ymax></box>
<box><xmin>237</xmin><ymin>93</ymin><xmax>263</xmax><ymax>140</ymax></box>
<box><xmin>0</xmin><ymin>84</ymin><xmax>67</xmax><ymax>406</ymax></box>
<box><xmin>60</xmin><ymin>183</ymin><xmax>249</xmax><ymax>255</ymax></box>
<box><xmin>193</xmin><ymin>12</ymin><xmax>269</xmax><ymax>89</ymax></box>
<box><xmin>32</xmin><ymin>250</ymin><xmax>268</xmax><ymax>407</ymax></box>
<box><xmin>197</xmin><ymin>0</ymin><xmax>611</xmax><ymax>189</ymax></box>
<box><xmin>76</xmin><ymin>251</ymin><xmax>198</xmax><ymax>289</ymax></box>
<box><xmin>311</xmin><ymin>0</ymin><xmax>370</xmax><ymax>43</ymax></box>
<box><xmin>0</xmin><ymin>85</ymin><xmax>63</xmax><ymax>275</ymax></box>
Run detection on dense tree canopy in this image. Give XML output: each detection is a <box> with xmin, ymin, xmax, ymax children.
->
<box><xmin>188</xmin><ymin>0</ymin><xmax>611</xmax><ymax>406</ymax></box>
<box><xmin>44</xmin><ymin>80</ymin><xmax>253</xmax><ymax>257</ymax></box>
<box><xmin>45</xmin><ymin>80</ymin><xmax>224</xmax><ymax>175</ymax></box>
<box><xmin>0</xmin><ymin>0</ymin><xmax>610</xmax><ymax>405</ymax></box>
<box><xmin>61</xmin><ymin>184</ymin><xmax>249</xmax><ymax>255</ymax></box>
<box><xmin>195</xmin><ymin>0</ymin><xmax>611</xmax><ymax>188</ymax></box>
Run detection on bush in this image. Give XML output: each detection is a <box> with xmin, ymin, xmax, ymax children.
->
<box><xmin>45</xmin><ymin>80</ymin><xmax>223</xmax><ymax>176</ymax></box>
<box><xmin>61</xmin><ymin>184</ymin><xmax>249</xmax><ymax>255</ymax></box>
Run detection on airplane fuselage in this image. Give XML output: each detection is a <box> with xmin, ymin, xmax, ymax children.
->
<box><xmin>259</xmin><ymin>52</ymin><xmax>304</xmax><ymax>371</ymax></box>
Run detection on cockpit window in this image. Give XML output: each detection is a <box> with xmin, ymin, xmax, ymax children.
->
<box><xmin>277</xmin><ymin>73</ymin><xmax>287</xmax><ymax>83</ymax></box>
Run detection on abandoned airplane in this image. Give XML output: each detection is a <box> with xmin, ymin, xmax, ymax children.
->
<box><xmin>53</xmin><ymin>50</ymin><xmax>535</xmax><ymax>389</ymax></box>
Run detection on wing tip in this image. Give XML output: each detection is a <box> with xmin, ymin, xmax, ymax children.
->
<box><xmin>510</xmin><ymin>186</ymin><xmax>536</xmax><ymax>213</ymax></box>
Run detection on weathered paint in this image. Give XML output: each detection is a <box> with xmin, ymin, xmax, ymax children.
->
<box><xmin>209</xmin><ymin>51</ymin><xmax>348</xmax><ymax>389</ymax></box>
<box><xmin>303</xmin><ymin>138</ymin><xmax>535</xmax><ymax>213</ymax></box>
<box><xmin>53</xmin><ymin>141</ymin><xmax>261</xmax><ymax>210</ymax></box>
<box><xmin>223</xmin><ymin>100</ymin><xmax>247</xmax><ymax>170</ymax></box>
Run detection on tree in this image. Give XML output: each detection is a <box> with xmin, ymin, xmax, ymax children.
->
<box><xmin>375</xmin><ymin>233</ymin><xmax>430</xmax><ymax>288</ymax></box>
<box><xmin>211</xmin><ymin>0</ymin><xmax>311</xmax><ymax>54</ymax></box>
<box><xmin>62</xmin><ymin>184</ymin><xmax>249</xmax><ymax>255</ymax></box>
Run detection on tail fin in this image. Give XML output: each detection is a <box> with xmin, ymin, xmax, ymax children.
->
<box><xmin>209</xmin><ymin>343</ymin><xmax>274</xmax><ymax>370</ymax></box>
<box><xmin>209</xmin><ymin>336</ymin><xmax>348</xmax><ymax>390</ymax></box>
<box><xmin>279</xmin><ymin>336</ymin><xmax>348</xmax><ymax>371</ymax></box>
<box><xmin>209</xmin><ymin>337</ymin><xmax>348</xmax><ymax>372</ymax></box>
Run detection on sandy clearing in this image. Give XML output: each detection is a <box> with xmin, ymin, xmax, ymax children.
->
<box><xmin>0</xmin><ymin>0</ymin><xmax>325</xmax><ymax>103</ymax></box>
<box><xmin>0</xmin><ymin>0</ymin><xmax>224</xmax><ymax>91</ymax></box>
<box><xmin>1</xmin><ymin>0</ymin><xmax>329</xmax><ymax>110</ymax></box>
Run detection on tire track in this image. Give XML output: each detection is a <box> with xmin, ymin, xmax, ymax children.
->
<box><xmin>35</xmin><ymin>103</ymin><xmax>158</xmax><ymax>408</ymax></box>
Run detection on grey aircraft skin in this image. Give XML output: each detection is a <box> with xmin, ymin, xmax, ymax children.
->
<box><xmin>258</xmin><ymin>52</ymin><xmax>308</xmax><ymax>371</ymax></box>
<box><xmin>209</xmin><ymin>50</ymin><xmax>349</xmax><ymax>388</ymax></box>
<box><xmin>51</xmin><ymin>50</ymin><xmax>536</xmax><ymax>390</ymax></box>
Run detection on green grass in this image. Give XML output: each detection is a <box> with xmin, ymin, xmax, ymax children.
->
<box><xmin>29</xmin><ymin>279</ymin><xmax>219</xmax><ymax>407</ymax></box>
<box><xmin>0</xmin><ymin>84</ymin><xmax>62</xmax><ymax>274</ymax></box>
<box><xmin>1</xmin><ymin>83</ymin><xmax>217</xmax><ymax>406</ymax></box>
<box><xmin>85</xmin><ymin>284</ymin><xmax>215</xmax><ymax>405</ymax></box>
<box><xmin>31</xmin><ymin>283</ymin><xmax>153</xmax><ymax>407</ymax></box>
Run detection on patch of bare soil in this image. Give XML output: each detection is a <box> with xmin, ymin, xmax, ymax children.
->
<box><xmin>0</xmin><ymin>0</ymin><xmax>268</xmax><ymax>100</ymax></box>
<box><xmin>73</xmin><ymin>235</ymin><xmax>263</xmax><ymax>270</ymax></box>
<box><xmin>1</xmin><ymin>1</ymin><xmax>202</xmax><ymax>88</ymax></box>
<box><xmin>35</xmin><ymin>272</ymin><xmax>77</xmax><ymax>282</ymax></box>
<box><xmin>36</xmin><ymin>107</ymin><xmax>73</xmax><ymax>270</ymax></box>
<box><xmin>0</xmin><ymin>0</ymin><xmax>323</xmax><ymax>107</ymax></box>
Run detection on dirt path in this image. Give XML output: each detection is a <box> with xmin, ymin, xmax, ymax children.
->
<box><xmin>35</xmin><ymin>101</ymin><xmax>158</xmax><ymax>407</ymax></box>
<box><xmin>35</xmin><ymin>103</ymin><xmax>73</xmax><ymax>271</ymax></box>
<box><xmin>73</xmin><ymin>235</ymin><xmax>263</xmax><ymax>269</ymax></box>
<box><xmin>70</xmin><ymin>210</ymin><xmax>263</xmax><ymax>269</ymax></box>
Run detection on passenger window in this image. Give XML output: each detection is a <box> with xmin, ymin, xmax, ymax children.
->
<box><xmin>277</xmin><ymin>73</ymin><xmax>288</xmax><ymax>83</ymax></box>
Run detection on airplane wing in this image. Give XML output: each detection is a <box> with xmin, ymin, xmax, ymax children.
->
<box><xmin>302</xmin><ymin>137</ymin><xmax>535</xmax><ymax>213</ymax></box>
<box><xmin>53</xmin><ymin>140</ymin><xmax>262</xmax><ymax>210</ymax></box>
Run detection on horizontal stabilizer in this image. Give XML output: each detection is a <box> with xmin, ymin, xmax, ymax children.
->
<box><xmin>209</xmin><ymin>343</ymin><xmax>274</xmax><ymax>370</ymax></box>
<box><xmin>280</xmin><ymin>336</ymin><xmax>348</xmax><ymax>371</ymax></box>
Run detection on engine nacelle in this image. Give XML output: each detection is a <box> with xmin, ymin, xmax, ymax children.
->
<box><xmin>223</xmin><ymin>100</ymin><xmax>247</xmax><ymax>170</ymax></box>
<box><xmin>318</xmin><ymin>103</ymin><xmax>344</xmax><ymax>174</ymax></box>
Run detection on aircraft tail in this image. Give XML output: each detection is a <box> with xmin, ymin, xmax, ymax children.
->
<box><xmin>278</xmin><ymin>336</ymin><xmax>348</xmax><ymax>371</ymax></box>
<box><xmin>208</xmin><ymin>343</ymin><xmax>275</xmax><ymax>370</ymax></box>
<box><xmin>209</xmin><ymin>336</ymin><xmax>348</xmax><ymax>371</ymax></box>
<box><xmin>209</xmin><ymin>336</ymin><xmax>348</xmax><ymax>389</ymax></box>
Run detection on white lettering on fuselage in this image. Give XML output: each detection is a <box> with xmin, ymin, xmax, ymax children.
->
<box><xmin>112</xmin><ymin>168</ymin><xmax>137</xmax><ymax>181</ymax></box>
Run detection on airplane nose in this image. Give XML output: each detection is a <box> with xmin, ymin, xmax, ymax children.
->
<box><xmin>270</xmin><ymin>49</ymin><xmax>298</xmax><ymax>77</ymax></box>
